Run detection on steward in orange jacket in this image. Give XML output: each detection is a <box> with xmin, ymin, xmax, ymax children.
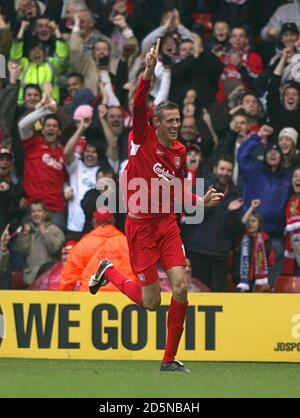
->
<box><xmin>59</xmin><ymin>210</ymin><xmax>136</xmax><ymax>291</ymax></box>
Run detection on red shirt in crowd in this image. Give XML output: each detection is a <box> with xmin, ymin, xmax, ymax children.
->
<box><xmin>22</xmin><ymin>136</ymin><xmax>65</xmax><ymax>212</ymax></box>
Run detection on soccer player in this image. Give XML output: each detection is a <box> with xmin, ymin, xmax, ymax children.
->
<box><xmin>89</xmin><ymin>40</ymin><xmax>223</xmax><ymax>372</ymax></box>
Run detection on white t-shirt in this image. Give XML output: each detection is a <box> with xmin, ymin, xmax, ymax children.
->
<box><xmin>67</xmin><ymin>158</ymin><xmax>99</xmax><ymax>232</ymax></box>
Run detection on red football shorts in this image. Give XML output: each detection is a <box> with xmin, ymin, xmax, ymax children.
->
<box><xmin>125</xmin><ymin>215</ymin><xmax>187</xmax><ymax>286</ymax></box>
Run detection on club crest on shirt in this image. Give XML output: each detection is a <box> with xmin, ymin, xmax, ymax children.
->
<box><xmin>175</xmin><ymin>157</ymin><xmax>182</xmax><ymax>169</ymax></box>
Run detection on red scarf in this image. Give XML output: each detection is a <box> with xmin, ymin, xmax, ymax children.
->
<box><xmin>282</xmin><ymin>196</ymin><xmax>300</xmax><ymax>275</ymax></box>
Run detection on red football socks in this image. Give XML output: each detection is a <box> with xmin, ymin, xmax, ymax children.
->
<box><xmin>163</xmin><ymin>297</ymin><xmax>188</xmax><ymax>364</ymax></box>
<box><xmin>105</xmin><ymin>266</ymin><xmax>142</xmax><ymax>305</ymax></box>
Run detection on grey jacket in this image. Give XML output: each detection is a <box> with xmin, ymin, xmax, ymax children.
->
<box><xmin>261</xmin><ymin>0</ymin><xmax>300</xmax><ymax>41</ymax></box>
<box><xmin>16</xmin><ymin>221</ymin><xmax>65</xmax><ymax>284</ymax></box>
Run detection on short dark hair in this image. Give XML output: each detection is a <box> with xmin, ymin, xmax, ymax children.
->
<box><xmin>232</xmin><ymin>109</ymin><xmax>250</xmax><ymax>120</ymax></box>
<box><xmin>250</xmin><ymin>213</ymin><xmax>263</xmax><ymax>231</ymax></box>
<box><xmin>216</xmin><ymin>155</ymin><xmax>234</xmax><ymax>167</ymax></box>
<box><xmin>23</xmin><ymin>84</ymin><xmax>42</xmax><ymax>98</ymax></box>
<box><xmin>30</xmin><ymin>200</ymin><xmax>47</xmax><ymax>210</ymax></box>
<box><xmin>96</xmin><ymin>165</ymin><xmax>114</xmax><ymax>178</ymax></box>
<box><xmin>43</xmin><ymin>114</ymin><xmax>62</xmax><ymax>129</ymax></box>
<box><xmin>67</xmin><ymin>72</ymin><xmax>84</xmax><ymax>84</ymax></box>
<box><xmin>154</xmin><ymin>101</ymin><xmax>180</xmax><ymax>121</ymax></box>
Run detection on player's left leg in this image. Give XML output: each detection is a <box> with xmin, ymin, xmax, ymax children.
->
<box><xmin>160</xmin><ymin>265</ymin><xmax>190</xmax><ymax>372</ymax></box>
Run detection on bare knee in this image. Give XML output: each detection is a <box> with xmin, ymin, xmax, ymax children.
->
<box><xmin>142</xmin><ymin>297</ymin><xmax>161</xmax><ymax>311</ymax></box>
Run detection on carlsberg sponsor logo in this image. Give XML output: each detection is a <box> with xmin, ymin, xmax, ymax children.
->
<box><xmin>153</xmin><ymin>163</ymin><xmax>175</xmax><ymax>182</ymax></box>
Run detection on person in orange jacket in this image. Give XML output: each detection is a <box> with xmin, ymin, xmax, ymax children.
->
<box><xmin>59</xmin><ymin>208</ymin><xmax>137</xmax><ymax>291</ymax></box>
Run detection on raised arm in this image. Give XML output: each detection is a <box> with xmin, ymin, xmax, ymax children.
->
<box><xmin>132</xmin><ymin>39</ymin><xmax>160</xmax><ymax>145</ymax></box>
<box><xmin>18</xmin><ymin>99</ymin><xmax>57</xmax><ymax>140</ymax></box>
<box><xmin>63</xmin><ymin>118</ymin><xmax>91</xmax><ymax>166</ymax></box>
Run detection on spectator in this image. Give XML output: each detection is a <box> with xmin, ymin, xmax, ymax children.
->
<box><xmin>215</xmin><ymin>109</ymin><xmax>251</xmax><ymax>192</ymax></box>
<box><xmin>238</xmin><ymin>125</ymin><xmax>292</xmax><ymax>285</ymax></box>
<box><xmin>81</xmin><ymin>165</ymin><xmax>115</xmax><ymax>234</ymax></box>
<box><xmin>10</xmin><ymin>20</ymin><xmax>69</xmax><ymax>104</ymax></box>
<box><xmin>181</xmin><ymin>156</ymin><xmax>242</xmax><ymax>292</ymax></box>
<box><xmin>261</xmin><ymin>0</ymin><xmax>300</xmax><ymax>42</ymax></box>
<box><xmin>216</xmin><ymin>26</ymin><xmax>264</xmax><ymax>102</ymax></box>
<box><xmin>16</xmin><ymin>200</ymin><xmax>65</xmax><ymax>286</ymax></box>
<box><xmin>29</xmin><ymin>240</ymin><xmax>77</xmax><ymax>290</ymax></box>
<box><xmin>0</xmin><ymin>62</ymin><xmax>21</xmax><ymax>149</ymax></box>
<box><xmin>0</xmin><ymin>224</ymin><xmax>11</xmax><ymax>277</ymax></box>
<box><xmin>185</xmin><ymin>144</ymin><xmax>210</xmax><ymax>183</ymax></box>
<box><xmin>282</xmin><ymin>167</ymin><xmax>300</xmax><ymax>276</ymax></box>
<box><xmin>70</xmin><ymin>13</ymin><xmax>129</xmax><ymax>103</ymax></box>
<box><xmin>180</xmin><ymin>116</ymin><xmax>215</xmax><ymax>160</ymax></box>
<box><xmin>59</xmin><ymin>208</ymin><xmax>136</xmax><ymax>291</ymax></box>
<box><xmin>63</xmin><ymin>114</ymin><xmax>100</xmax><ymax>241</ymax></box>
<box><xmin>236</xmin><ymin>199</ymin><xmax>275</xmax><ymax>292</ymax></box>
<box><xmin>204</xmin><ymin>20</ymin><xmax>230</xmax><ymax>54</ymax></box>
<box><xmin>18</xmin><ymin>97</ymin><xmax>66</xmax><ymax>230</ymax></box>
<box><xmin>0</xmin><ymin>148</ymin><xmax>23</xmax><ymax>235</ymax></box>
<box><xmin>75</xmin><ymin>8</ymin><xmax>111</xmax><ymax>57</ymax></box>
<box><xmin>141</xmin><ymin>9</ymin><xmax>192</xmax><ymax>54</ymax></box>
<box><xmin>207</xmin><ymin>0</ymin><xmax>257</xmax><ymax>32</ymax></box>
<box><xmin>267</xmin><ymin>49</ymin><xmax>300</xmax><ymax>141</ymax></box>
<box><xmin>278</xmin><ymin>127</ymin><xmax>300</xmax><ymax>171</ymax></box>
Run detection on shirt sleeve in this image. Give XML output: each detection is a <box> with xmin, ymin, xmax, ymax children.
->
<box><xmin>132</xmin><ymin>77</ymin><xmax>151</xmax><ymax>145</ymax></box>
<box><xmin>66</xmin><ymin>156</ymin><xmax>79</xmax><ymax>175</ymax></box>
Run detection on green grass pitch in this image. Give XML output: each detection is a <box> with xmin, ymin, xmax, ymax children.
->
<box><xmin>1</xmin><ymin>359</ymin><xmax>300</xmax><ymax>398</ymax></box>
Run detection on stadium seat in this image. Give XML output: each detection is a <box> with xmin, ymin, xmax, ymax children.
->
<box><xmin>274</xmin><ymin>276</ymin><xmax>300</xmax><ymax>294</ymax></box>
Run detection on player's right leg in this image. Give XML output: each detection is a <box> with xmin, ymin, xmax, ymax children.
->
<box><xmin>89</xmin><ymin>259</ymin><xmax>161</xmax><ymax>310</ymax></box>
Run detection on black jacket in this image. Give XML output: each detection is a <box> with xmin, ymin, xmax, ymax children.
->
<box><xmin>267</xmin><ymin>74</ymin><xmax>300</xmax><ymax>145</ymax></box>
<box><xmin>181</xmin><ymin>176</ymin><xmax>242</xmax><ymax>257</ymax></box>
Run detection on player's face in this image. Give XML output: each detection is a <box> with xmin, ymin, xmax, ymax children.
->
<box><xmin>157</xmin><ymin>109</ymin><xmax>181</xmax><ymax>142</ymax></box>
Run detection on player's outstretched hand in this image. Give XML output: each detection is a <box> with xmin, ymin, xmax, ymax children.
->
<box><xmin>203</xmin><ymin>188</ymin><xmax>224</xmax><ymax>207</ymax></box>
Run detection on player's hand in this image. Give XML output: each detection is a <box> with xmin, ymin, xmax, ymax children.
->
<box><xmin>145</xmin><ymin>39</ymin><xmax>160</xmax><ymax>69</ymax></box>
<box><xmin>203</xmin><ymin>188</ymin><xmax>224</xmax><ymax>207</ymax></box>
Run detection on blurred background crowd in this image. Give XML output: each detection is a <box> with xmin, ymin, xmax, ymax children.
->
<box><xmin>1</xmin><ymin>0</ymin><xmax>300</xmax><ymax>293</ymax></box>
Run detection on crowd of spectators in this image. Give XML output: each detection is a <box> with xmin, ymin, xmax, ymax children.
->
<box><xmin>1</xmin><ymin>0</ymin><xmax>300</xmax><ymax>293</ymax></box>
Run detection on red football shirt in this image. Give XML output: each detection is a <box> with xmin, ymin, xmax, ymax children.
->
<box><xmin>23</xmin><ymin>136</ymin><xmax>65</xmax><ymax>212</ymax></box>
<box><xmin>122</xmin><ymin>78</ymin><xmax>197</xmax><ymax>218</ymax></box>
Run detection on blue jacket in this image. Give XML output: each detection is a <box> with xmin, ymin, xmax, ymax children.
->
<box><xmin>238</xmin><ymin>134</ymin><xmax>292</xmax><ymax>237</ymax></box>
